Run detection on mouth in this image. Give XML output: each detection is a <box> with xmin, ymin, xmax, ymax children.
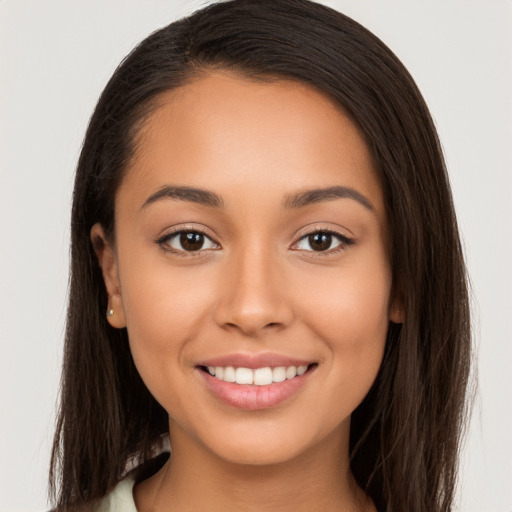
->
<box><xmin>196</xmin><ymin>362</ymin><xmax>318</xmax><ymax>410</ymax></box>
<box><xmin>198</xmin><ymin>363</ymin><xmax>316</xmax><ymax>385</ymax></box>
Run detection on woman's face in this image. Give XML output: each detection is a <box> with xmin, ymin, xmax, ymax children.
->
<box><xmin>95</xmin><ymin>71</ymin><xmax>398</xmax><ymax>466</ymax></box>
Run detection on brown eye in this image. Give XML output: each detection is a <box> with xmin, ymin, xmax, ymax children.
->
<box><xmin>308</xmin><ymin>232</ymin><xmax>332</xmax><ymax>251</ymax></box>
<box><xmin>159</xmin><ymin>230</ymin><xmax>219</xmax><ymax>253</ymax></box>
<box><xmin>180</xmin><ymin>232</ymin><xmax>205</xmax><ymax>251</ymax></box>
<box><xmin>294</xmin><ymin>230</ymin><xmax>352</xmax><ymax>253</ymax></box>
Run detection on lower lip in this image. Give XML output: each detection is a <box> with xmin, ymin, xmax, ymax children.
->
<box><xmin>198</xmin><ymin>368</ymin><xmax>312</xmax><ymax>410</ymax></box>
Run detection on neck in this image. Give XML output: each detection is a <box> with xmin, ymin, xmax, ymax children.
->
<box><xmin>134</xmin><ymin>423</ymin><xmax>374</xmax><ymax>512</ymax></box>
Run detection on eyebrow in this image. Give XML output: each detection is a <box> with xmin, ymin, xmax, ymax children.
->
<box><xmin>142</xmin><ymin>185</ymin><xmax>224</xmax><ymax>209</ymax></box>
<box><xmin>283</xmin><ymin>186</ymin><xmax>375</xmax><ymax>212</ymax></box>
<box><xmin>141</xmin><ymin>184</ymin><xmax>375</xmax><ymax>212</ymax></box>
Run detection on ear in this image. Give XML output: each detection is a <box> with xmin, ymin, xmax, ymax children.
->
<box><xmin>389</xmin><ymin>295</ymin><xmax>405</xmax><ymax>324</ymax></box>
<box><xmin>90</xmin><ymin>223</ymin><xmax>127</xmax><ymax>329</ymax></box>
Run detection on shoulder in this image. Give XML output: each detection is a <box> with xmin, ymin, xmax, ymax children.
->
<box><xmin>95</xmin><ymin>476</ymin><xmax>137</xmax><ymax>512</ymax></box>
<box><xmin>49</xmin><ymin>453</ymin><xmax>169</xmax><ymax>512</ymax></box>
<box><xmin>95</xmin><ymin>452</ymin><xmax>169</xmax><ymax>511</ymax></box>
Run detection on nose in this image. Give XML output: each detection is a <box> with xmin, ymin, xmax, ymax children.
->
<box><xmin>213</xmin><ymin>244</ymin><xmax>294</xmax><ymax>337</ymax></box>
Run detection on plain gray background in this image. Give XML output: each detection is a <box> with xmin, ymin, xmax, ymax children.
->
<box><xmin>1</xmin><ymin>1</ymin><xmax>511</xmax><ymax>510</ymax></box>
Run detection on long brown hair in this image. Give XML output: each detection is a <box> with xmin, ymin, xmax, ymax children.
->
<box><xmin>50</xmin><ymin>1</ymin><xmax>471</xmax><ymax>510</ymax></box>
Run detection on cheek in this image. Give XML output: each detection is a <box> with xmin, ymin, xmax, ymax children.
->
<box><xmin>120</xmin><ymin>250</ymin><xmax>215</xmax><ymax>339</ymax></box>
<box><xmin>116</xmin><ymin>254</ymin><xmax>216</xmax><ymax>403</ymax></box>
<box><xmin>297</xmin><ymin>252</ymin><xmax>391</xmax><ymax>374</ymax></box>
<box><xmin>296</xmin><ymin>266</ymin><xmax>390</xmax><ymax>427</ymax></box>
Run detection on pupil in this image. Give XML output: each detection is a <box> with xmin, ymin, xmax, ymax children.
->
<box><xmin>180</xmin><ymin>232</ymin><xmax>204</xmax><ymax>251</ymax></box>
<box><xmin>309</xmin><ymin>232</ymin><xmax>331</xmax><ymax>251</ymax></box>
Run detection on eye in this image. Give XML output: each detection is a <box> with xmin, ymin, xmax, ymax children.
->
<box><xmin>157</xmin><ymin>230</ymin><xmax>219</xmax><ymax>253</ymax></box>
<box><xmin>294</xmin><ymin>231</ymin><xmax>352</xmax><ymax>253</ymax></box>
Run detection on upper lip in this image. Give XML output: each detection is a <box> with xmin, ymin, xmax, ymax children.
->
<box><xmin>197</xmin><ymin>353</ymin><xmax>315</xmax><ymax>369</ymax></box>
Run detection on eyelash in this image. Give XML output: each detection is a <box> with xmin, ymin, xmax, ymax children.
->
<box><xmin>293</xmin><ymin>228</ymin><xmax>354</xmax><ymax>255</ymax></box>
<box><xmin>156</xmin><ymin>227</ymin><xmax>217</xmax><ymax>258</ymax></box>
<box><xmin>156</xmin><ymin>227</ymin><xmax>354</xmax><ymax>257</ymax></box>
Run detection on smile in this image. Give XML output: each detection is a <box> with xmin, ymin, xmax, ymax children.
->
<box><xmin>197</xmin><ymin>360</ymin><xmax>317</xmax><ymax>410</ymax></box>
<box><xmin>204</xmin><ymin>365</ymin><xmax>308</xmax><ymax>385</ymax></box>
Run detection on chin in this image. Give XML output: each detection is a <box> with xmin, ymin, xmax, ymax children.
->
<box><xmin>209</xmin><ymin>442</ymin><xmax>307</xmax><ymax>467</ymax></box>
<box><xmin>186</xmin><ymin>414</ymin><xmax>350</xmax><ymax>468</ymax></box>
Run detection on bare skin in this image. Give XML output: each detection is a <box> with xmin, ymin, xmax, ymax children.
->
<box><xmin>93</xmin><ymin>71</ymin><xmax>401</xmax><ymax>511</ymax></box>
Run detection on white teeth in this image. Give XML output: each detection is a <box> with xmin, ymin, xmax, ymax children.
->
<box><xmin>206</xmin><ymin>364</ymin><xmax>310</xmax><ymax>385</ymax></box>
<box><xmin>272</xmin><ymin>367</ymin><xmax>286</xmax><ymax>382</ymax></box>
<box><xmin>286</xmin><ymin>366</ymin><xmax>297</xmax><ymax>379</ymax></box>
<box><xmin>223</xmin><ymin>366</ymin><xmax>236</xmax><ymax>382</ymax></box>
<box><xmin>254</xmin><ymin>367</ymin><xmax>273</xmax><ymax>386</ymax></box>
<box><xmin>297</xmin><ymin>365</ymin><xmax>308</xmax><ymax>376</ymax></box>
<box><xmin>235</xmin><ymin>367</ymin><xmax>254</xmax><ymax>385</ymax></box>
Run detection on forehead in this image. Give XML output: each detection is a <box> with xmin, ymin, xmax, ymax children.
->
<box><xmin>119</xmin><ymin>71</ymin><xmax>384</xmax><ymax>215</ymax></box>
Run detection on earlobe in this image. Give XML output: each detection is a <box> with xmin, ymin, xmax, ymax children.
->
<box><xmin>389</xmin><ymin>303</ymin><xmax>405</xmax><ymax>324</ymax></box>
<box><xmin>90</xmin><ymin>223</ymin><xmax>127</xmax><ymax>329</ymax></box>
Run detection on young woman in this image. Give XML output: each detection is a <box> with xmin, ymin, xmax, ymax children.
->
<box><xmin>49</xmin><ymin>1</ymin><xmax>471</xmax><ymax>510</ymax></box>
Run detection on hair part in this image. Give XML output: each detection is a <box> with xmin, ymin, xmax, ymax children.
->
<box><xmin>50</xmin><ymin>1</ymin><xmax>471</xmax><ymax>511</ymax></box>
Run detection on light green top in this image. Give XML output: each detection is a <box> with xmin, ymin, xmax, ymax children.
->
<box><xmin>96</xmin><ymin>477</ymin><xmax>137</xmax><ymax>512</ymax></box>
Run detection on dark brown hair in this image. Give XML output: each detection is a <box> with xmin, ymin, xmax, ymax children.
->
<box><xmin>50</xmin><ymin>1</ymin><xmax>471</xmax><ymax>510</ymax></box>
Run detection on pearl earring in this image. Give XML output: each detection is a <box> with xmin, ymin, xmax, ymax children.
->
<box><xmin>106</xmin><ymin>308</ymin><xmax>114</xmax><ymax>318</ymax></box>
